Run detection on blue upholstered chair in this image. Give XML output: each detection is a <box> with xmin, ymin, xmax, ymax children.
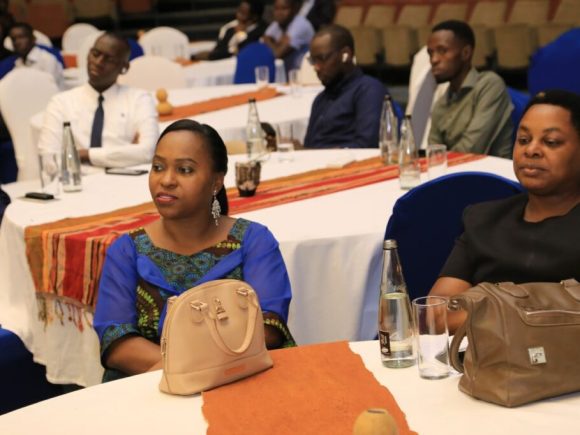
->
<box><xmin>384</xmin><ymin>172</ymin><xmax>524</xmax><ymax>302</ymax></box>
<box><xmin>528</xmin><ymin>28</ymin><xmax>580</xmax><ymax>96</ymax></box>
<box><xmin>507</xmin><ymin>87</ymin><xmax>530</xmax><ymax>145</ymax></box>
<box><xmin>0</xmin><ymin>328</ymin><xmax>63</xmax><ymax>414</ymax></box>
<box><xmin>234</xmin><ymin>42</ymin><xmax>276</xmax><ymax>84</ymax></box>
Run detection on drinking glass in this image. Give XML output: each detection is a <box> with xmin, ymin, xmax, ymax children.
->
<box><xmin>288</xmin><ymin>69</ymin><xmax>301</xmax><ymax>98</ymax></box>
<box><xmin>412</xmin><ymin>296</ymin><xmax>450</xmax><ymax>380</ymax></box>
<box><xmin>275</xmin><ymin>124</ymin><xmax>295</xmax><ymax>162</ymax></box>
<box><xmin>254</xmin><ymin>66</ymin><xmax>269</xmax><ymax>88</ymax></box>
<box><xmin>427</xmin><ymin>144</ymin><xmax>448</xmax><ymax>179</ymax></box>
<box><xmin>38</xmin><ymin>153</ymin><xmax>61</xmax><ymax>196</ymax></box>
<box><xmin>235</xmin><ymin>161</ymin><xmax>261</xmax><ymax>197</ymax></box>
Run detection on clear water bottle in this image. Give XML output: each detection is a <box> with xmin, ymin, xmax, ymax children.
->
<box><xmin>398</xmin><ymin>115</ymin><xmax>421</xmax><ymax>190</ymax></box>
<box><xmin>379</xmin><ymin>95</ymin><xmax>398</xmax><ymax>165</ymax></box>
<box><xmin>246</xmin><ymin>98</ymin><xmax>267</xmax><ymax>160</ymax></box>
<box><xmin>378</xmin><ymin>239</ymin><xmax>416</xmax><ymax>368</ymax></box>
<box><xmin>61</xmin><ymin>122</ymin><xmax>82</xmax><ymax>192</ymax></box>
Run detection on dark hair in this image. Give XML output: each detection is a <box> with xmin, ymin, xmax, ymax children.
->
<box><xmin>243</xmin><ymin>0</ymin><xmax>264</xmax><ymax>17</ymax></box>
<box><xmin>99</xmin><ymin>32</ymin><xmax>131</xmax><ymax>62</ymax></box>
<box><xmin>10</xmin><ymin>22</ymin><xmax>33</xmax><ymax>37</ymax></box>
<box><xmin>432</xmin><ymin>20</ymin><xmax>475</xmax><ymax>49</ymax></box>
<box><xmin>314</xmin><ymin>24</ymin><xmax>354</xmax><ymax>53</ymax></box>
<box><xmin>523</xmin><ymin>89</ymin><xmax>580</xmax><ymax>138</ymax></box>
<box><xmin>157</xmin><ymin>119</ymin><xmax>229</xmax><ymax>215</ymax></box>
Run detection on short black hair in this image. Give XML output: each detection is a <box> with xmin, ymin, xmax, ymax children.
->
<box><xmin>523</xmin><ymin>89</ymin><xmax>580</xmax><ymax>138</ymax></box>
<box><xmin>99</xmin><ymin>32</ymin><xmax>131</xmax><ymax>62</ymax></box>
<box><xmin>10</xmin><ymin>22</ymin><xmax>33</xmax><ymax>37</ymax></box>
<box><xmin>314</xmin><ymin>24</ymin><xmax>355</xmax><ymax>53</ymax></box>
<box><xmin>157</xmin><ymin>119</ymin><xmax>229</xmax><ymax>215</ymax></box>
<box><xmin>432</xmin><ymin>20</ymin><xmax>475</xmax><ymax>49</ymax></box>
<box><xmin>243</xmin><ymin>0</ymin><xmax>264</xmax><ymax>17</ymax></box>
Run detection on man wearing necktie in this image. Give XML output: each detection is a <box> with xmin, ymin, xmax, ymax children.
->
<box><xmin>38</xmin><ymin>33</ymin><xmax>159</xmax><ymax>168</ymax></box>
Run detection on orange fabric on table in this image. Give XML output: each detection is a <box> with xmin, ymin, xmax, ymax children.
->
<box><xmin>173</xmin><ymin>57</ymin><xmax>197</xmax><ymax>66</ymax></box>
<box><xmin>158</xmin><ymin>86</ymin><xmax>283</xmax><ymax>122</ymax></box>
<box><xmin>62</xmin><ymin>53</ymin><xmax>77</xmax><ymax>69</ymax></box>
<box><xmin>202</xmin><ymin>341</ymin><xmax>418</xmax><ymax>435</ymax></box>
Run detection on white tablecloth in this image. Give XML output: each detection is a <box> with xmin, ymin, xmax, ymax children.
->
<box><xmin>0</xmin><ymin>151</ymin><xmax>515</xmax><ymax>386</ymax></box>
<box><xmin>183</xmin><ymin>58</ymin><xmax>287</xmax><ymax>87</ymax></box>
<box><xmin>30</xmin><ymin>83</ymin><xmax>321</xmax><ymax>150</ymax></box>
<box><xmin>0</xmin><ymin>341</ymin><xmax>577</xmax><ymax>435</ymax></box>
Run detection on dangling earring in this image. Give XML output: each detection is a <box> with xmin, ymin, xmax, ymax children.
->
<box><xmin>211</xmin><ymin>190</ymin><xmax>221</xmax><ymax>226</ymax></box>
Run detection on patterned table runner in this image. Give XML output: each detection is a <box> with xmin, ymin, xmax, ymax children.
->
<box><xmin>24</xmin><ymin>152</ymin><xmax>483</xmax><ymax>328</ymax></box>
<box><xmin>202</xmin><ymin>341</ymin><xmax>417</xmax><ymax>435</ymax></box>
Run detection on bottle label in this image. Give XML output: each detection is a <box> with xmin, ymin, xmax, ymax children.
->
<box><xmin>379</xmin><ymin>330</ymin><xmax>391</xmax><ymax>356</ymax></box>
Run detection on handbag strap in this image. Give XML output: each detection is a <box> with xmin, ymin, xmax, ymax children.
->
<box><xmin>449</xmin><ymin>312</ymin><xmax>467</xmax><ymax>373</ymax></box>
<box><xmin>203</xmin><ymin>290</ymin><xmax>259</xmax><ymax>356</ymax></box>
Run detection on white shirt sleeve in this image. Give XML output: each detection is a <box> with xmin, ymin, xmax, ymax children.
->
<box><xmin>37</xmin><ymin>93</ymin><xmax>67</xmax><ymax>156</ymax></box>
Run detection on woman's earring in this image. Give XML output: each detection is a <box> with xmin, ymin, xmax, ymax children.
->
<box><xmin>211</xmin><ymin>190</ymin><xmax>221</xmax><ymax>226</ymax></box>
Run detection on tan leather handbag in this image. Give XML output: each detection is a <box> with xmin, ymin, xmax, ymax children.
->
<box><xmin>159</xmin><ymin>279</ymin><xmax>273</xmax><ymax>395</ymax></box>
<box><xmin>449</xmin><ymin>279</ymin><xmax>580</xmax><ymax>407</ymax></box>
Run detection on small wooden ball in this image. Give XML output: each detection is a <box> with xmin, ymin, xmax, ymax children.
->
<box><xmin>353</xmin><ymin>408</ymin><xmax>399</xmax><ymax>435</ymax></box>
<box><xmin>156</xmin><ymin>88</ymin><xmax>168</xmax><ymax>102</ymax></box>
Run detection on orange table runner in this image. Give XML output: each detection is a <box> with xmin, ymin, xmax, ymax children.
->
<box><xmin>24</xmin><ymin>152</ymin><xmax>484</xmax><ymax>328</ymax></box>
<box><xmin>202</xmin><ymin>341</ymin><xmax>417</xmax><ymax>435</ymax></box>
<box><xmin>158</xmin><ymin>86</ymin><xmax>283</xmax><ymax>123</ymax></box>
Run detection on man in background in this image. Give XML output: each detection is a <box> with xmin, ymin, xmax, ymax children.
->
<box><xmin>303</xmin><ymin>25</ymin><xmax>388</xmax><ymax>149</ymax></box>
<box><xmin>427</xmin><ymin>20</ymin><xmax>513</xmax><ymax>158</ymax></box>
<box><xmin>38</xmin><ymin>33</ymin><xmax>158</xmax><ymax>168</ymax></box>
<box><xmin>6</xmin><ymin>22</ymin><xmax>63</xmax><ymax>88</ymax></box>
<box><xmin>263</xmin><ymin>0</ymin><xmax>314</xmax><ymax>71</ymax></box>
<box><xmin>300</xmin><ymin>0</ymin><xmax>336</xmax><ymax>31</ymax></box>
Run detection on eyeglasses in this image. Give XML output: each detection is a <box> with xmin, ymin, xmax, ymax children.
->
<box><xmin>307</xmin><ymin>50</ymin><xmax>338</xmax><ymax>66</ymax></box>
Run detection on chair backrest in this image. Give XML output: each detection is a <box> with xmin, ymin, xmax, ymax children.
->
<box><xmin>469</xmin><ymin>0</ymin><xmax>507</xmax><ymax>26</ymax></box>
<box><xmin>364</xmin><ymin>5</ymin><xmax>396</xmax><ymax>28</ymax></box>
<box><xmin>384</xmin><ymin>172</ymin><xmax>523</xmax><ymax>300</ymax></box>
<box><xmin>528</xmin><ymin>27</ymin><xmax>580</xmax><ymax>96</ymax></box>
<box><xmin>62</xmin><ymin>23</ymin><xmax>99</xmax><ymax>53</ymax></box>
<box><xmin>139</xmin><ymin>26</ymin><xmax>190</xmax><ymax>59</ymax></box>
<box><xmin>234</xmin><ymin>42</ymin><xmax>275</xmax><ymax>84</ymax></box>
<box><xmin>551</xmin><ymin>0</ymin><xmax>580</xmax><ymax>25</ymax></box>
<box><xmin>117</xmin><ymin>55</ymin><xmax>187</xmax><ymax>91</ymax></box>
<box><xmin>0</xmin><ymin>68</ymin><xmax>59</xmax><ymax>181</ymax></box>
<box><xmin>507</xmin><ymin>87</ymin><xmax>530</xmax><ymax>144</ymax></box>
<box><xmin>299</xmin><ymin>51</ymin><xmax>321</xmax><ymax>85</ymax></box>
<box><xmin>118</xmin><ymin>0</ymin><xmax>155</xmax><ymax>14</ymax></box>
<box><xmin>72</xmin><ymin>0</ymin><xmax>116</xmax><ymax>19</ymax></box>
<box><xmin>4</xmin><ymin>29</ymin><xmax>52</xmax><ymax>51</ymax></box>
<box><xmin>508</xmin><ymin>0</ymin><xmax>549</xmax><ymax>25</ymax></box>
<box><xmin>334</xmin><ymin>5</ymin><xmax>364</xmax><ymax>29</ymax></box>
<box><xmin>396</xmin><ymin>4</ymin><xmax>432</xmax><ymax>28</ymax></box>
<box><xmin>431</xmin><ymin>3</ymin><xmax>469</xmax><ymax>23</ymax></box>
<box><xmin>27</xmin><ymin>0</ymin><xmax>74</xmax><ymax>39</ymax></box>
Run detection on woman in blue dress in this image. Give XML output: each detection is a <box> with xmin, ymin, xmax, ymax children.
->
<box><xmin>94</xmin><ymin>119</ymin><xmax>294</xmax><ymax>381</ymax></box>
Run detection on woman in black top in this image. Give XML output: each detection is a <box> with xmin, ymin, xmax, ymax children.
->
<box><xmin>431</xmin><ymin>90</ymin><xmax>580</xmax><ymax>332</ymax></box>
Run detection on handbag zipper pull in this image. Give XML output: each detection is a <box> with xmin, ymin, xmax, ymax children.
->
<box><xmin>214</xmin><ymin>298</ymin><xmax>228</xmax><ymax>320</ymax></box>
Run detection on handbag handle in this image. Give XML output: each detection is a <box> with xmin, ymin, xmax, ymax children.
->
<box><xmin>203</xmin><ymin>290</ymin><xmax>259</xmax><ymax>356</ymax></box>
<box><xmin>449</xmin><ymin>297</ymin><xmax>467</xmax><ymax>373</ymax></box>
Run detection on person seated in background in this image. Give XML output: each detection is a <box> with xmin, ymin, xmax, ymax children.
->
<box><xmin>300</xmin><ymin>0</ymin><xmax>336</xmax><ymax>31</ymax></box>
<box><xmin>196</xmin><ymin>0</ymin><xmax>267</xmax><ymax>61</ymax></box>
<box><xmin>430</xmin><ymin>90</ymin><xmax>580</xmax><ymax>333</ymax></box>
<box><xmin>37</xmin><ymin>32</ymin><xmax>159</xmax><ymax>169</ymax></box>
<box><xmin>427</xmin><ymin>20</ymin><xmax>513</xmax><ymax>158</ymax></box>
<box><xmin>1</xmin><ymin>22</ymin><xmax>64</xmax><ymax>88</ymax></box>
<box><xmin>93</xmin><ymin>119</ymin><xmax>294</xmax><ymax>381</ymax></box>
<box><xmin>302</xmin><ymin>25</ymin><xmax>387</xmax><ymax>149</ymax></box>
<box><xmin>263</xmin><ymin>0</ymin><xmax>314</xmax><ymax>72</ymax></box>
<box><xmin>0</xmin><ymin>186</ymin><xmax>9</xmax><ymax>224</ymax></box>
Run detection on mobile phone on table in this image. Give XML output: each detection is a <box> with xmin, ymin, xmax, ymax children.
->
<box><xmin>105</xmin><ymin>168</ymin><xmax>148</xmax><ymax>176</ymax></box>
<box><xmin>25</xmin><ymin>192</ymin><xmax>55</xmax><ymax>200</ymax></box>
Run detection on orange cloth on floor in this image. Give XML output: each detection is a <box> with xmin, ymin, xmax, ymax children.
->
<box><xmin>202</xmin><ymin>341</ymin><xmax>418</xmax><ymax>435</ymax></box>
<box><xmin>158</xmin><ymin>86</ymin><xmax>282</xmax><ymax>122</ymax></box>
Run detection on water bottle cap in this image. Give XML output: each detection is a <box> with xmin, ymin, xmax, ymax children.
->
<box><xmin>248</xmin><ymin>98</ymin><xmax>256</xmax><ymax>103</ymax></box>
<box><xmin>383</xmin><ymin>239</ymin><xmax>397</xmax><ymax>249</ymax></box>
<box><xmin>63</xmin><ymin>121</ymin><xmax>71</xmax><ymax>127</ymax></box>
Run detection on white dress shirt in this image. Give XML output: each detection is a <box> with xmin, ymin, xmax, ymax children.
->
<box><xmin>15</xmin><ymin>45</ymin><xmax>64</xmax><ymax>89</ymax></box>
<box><xmin>38</xmin><ymin>83</ymin><xmax>159</xmax><ymax>168</ymax></box>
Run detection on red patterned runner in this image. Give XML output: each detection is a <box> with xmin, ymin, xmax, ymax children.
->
<box><xmin>24</xmin><ymin>152</ymin><xmax>484</xmax><ymax>325</ymax></box>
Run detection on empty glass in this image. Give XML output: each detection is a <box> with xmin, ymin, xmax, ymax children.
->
<box><xmin>427</xmin><ymin>144</ymin><xmax>448</xmax><ymax>180</ymax></box>
<box><xmin>38</xmin><ymin>153</ymin><xmax>61</xmax><ymax>196</ymax></box>
<box><xmin>413</xmin><ymin>296</ymin><xmax>450</xmax><ymax>380</ymax></box>
<box><xmin>235</xmin><ymin>161</ymin><xmax>261</xmax><ymax>197</ymax></box>
<box><xmin>254</xmin><ymin>66</ymin><xmax>269</xmax><ymax>88</ymax></box>
<box><xmin>275</xmin><ymin>124</ymin><xmax>295</xmax><ymax>162</ymax></box>
<box><xmin>288</xmin><ymin>69</ymin><xmax>301</xmax><ymax>98</ymax></box>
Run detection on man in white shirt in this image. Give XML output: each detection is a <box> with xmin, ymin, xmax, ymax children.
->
<box><xmin>9</xmin><ymin>22</ymin><xmax>64</xmax><ymax>89</ymax></box>
<box><xmin>38</xmin><ymin>32</ymin><xmax>159</xmax><ymax>168</ymax></box>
